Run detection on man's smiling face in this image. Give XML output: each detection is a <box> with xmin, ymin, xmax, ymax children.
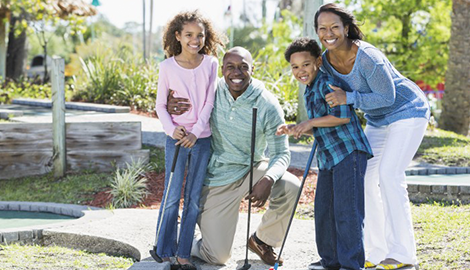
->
<box><xmin>222</xmin><ymin>47</ymin><xmax>254</xmax><ymax>99</ymax></box>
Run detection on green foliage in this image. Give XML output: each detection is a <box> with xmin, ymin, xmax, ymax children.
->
<box><xmin>253</xmin><ymin>10</ymin><xmax>303</xmax><ymax>121</ymax></box>
<box><xmin>231</xmin><ymin>25</ymin><xmax>268</xmax><ymax>56</ymax></box>
<box><xmin>109</xmin><ymin>159</ymin><xmax>150</xmax><ymax>208</ymax></box>
<box><xmin>0</xmin><ymin>79</ymin><xmax>50</xmax><ymax>104</ymax></box>
<box><xmin>343</xmin><ymin>0</ymin><xmax>451</xmax><ymax>86</ymax></box>
<box><xmin>72</xmin><ymin>41</ymin><xmax>157</xmax><ymax>111</ymax></box>
<box><xmin>417</xmin><ymin>128</ymin><xmax>470</xmax><ymax>167</ymax></box>
<box><xmin>77</xmin><ymin>53</ymin><xmax>123</xmax><ymax>104</ymax></box>
<box><xmin>116</xmin><ymin>60</ymin><xmax>158</xmax><ymax>112</ymax></box>
<box><xmin>0</xmin><ymin>77</ymin><xmax>75</xmax><ymax>104</ymax></box>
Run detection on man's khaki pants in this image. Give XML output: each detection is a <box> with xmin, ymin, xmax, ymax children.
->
<box><xmin>194</xmin><ymin>161</ymin><xmax>300</xmax><ymax>265</ymax></box>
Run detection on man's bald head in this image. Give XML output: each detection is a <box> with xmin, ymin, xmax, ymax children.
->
<box><xmin>223</xmin><ymin>46</ymin><xmax>253</xmax><ymax>66</ymax></box>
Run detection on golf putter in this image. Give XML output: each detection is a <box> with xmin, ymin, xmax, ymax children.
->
<box><xmin>272</xmin><ymin>140</ymin><xmax>318</xmax><ymax>270</ymax></box>
<box><xmin>238</xmin><ymin>107</ymin><xmax>258</xmax><ymax>270</ymax></box>
<box><xmin>149</xmin><ymin>144</ymin><xmax>181</xmax><ymax>263</ymax></box>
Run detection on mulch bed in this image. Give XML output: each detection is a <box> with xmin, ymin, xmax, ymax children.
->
<box><xmin>85</xmin><ymin>168</ymin><xmax>318</xmax><ymax>212</ymax></box>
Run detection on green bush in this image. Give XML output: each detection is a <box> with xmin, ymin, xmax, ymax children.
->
<box><xmin>72</xmin><ymin>42</ymin><xmax>158</xmax><ymax>112</ymax></box>
<box><xmin>109</xmin><ymin>158</ymin><xmax>150</xmax><ymax>208</ymax></box>
<box><xmin>116</xmin><ymin>60</ymin><xmax>158</xmax><ymax>112</ymax></box>
<box><xmin>0</xmin><ymin>78</ymin><xmax>51</xmax><ymax>104</ymax></box>
<box><xmin>77</xmin><ymin>55</ymin><xmax>123</xmax><ymax>104</ymax></box>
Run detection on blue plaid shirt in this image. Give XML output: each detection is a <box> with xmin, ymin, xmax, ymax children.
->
<box><xmin>305</xmin><ymin>70</ymin><xmax>373</xmax><ymax>170</ymax></box>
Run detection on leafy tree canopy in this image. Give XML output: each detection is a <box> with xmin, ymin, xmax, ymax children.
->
<box><xmin>344</xmin><ymin>0</ymin><xmax>451</xmax><ymax>86</ymax></box>
<box><xmin>1</xmin><ymin>0</ymin><xmax>95</xmax><ymax>36</ymax></box>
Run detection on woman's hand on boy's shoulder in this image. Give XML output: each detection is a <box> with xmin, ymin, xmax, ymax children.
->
<box><xmin>325</xmin><ymin>84</ymin><xmax>347</xmax><ymax>108</ymax></box>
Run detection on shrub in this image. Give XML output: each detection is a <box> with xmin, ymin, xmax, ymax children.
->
<box><xmin>1</xmin><ymin>78</ymin><xmax>50</xmax><ymax>104</ymax></box>
<box><xmin>109</xmin><ymin>158</ymin><xmax>150</xmax><ymax>208</ymax></box>
<box><xmin>71</xmin><ymin>42</ymin><xmax>158</xmax><ymax>112</ymax></box>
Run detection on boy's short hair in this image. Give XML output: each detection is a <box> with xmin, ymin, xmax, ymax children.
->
<box><xmin>284</xmin><ymin>38</ymin><xmax>322</xmax><ymax>62</ymax></box>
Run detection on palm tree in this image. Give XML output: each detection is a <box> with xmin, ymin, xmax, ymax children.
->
<box><xmin>439</xmin><ymin>0</ymin><xmax>470</xmax><ymax>135</ymax></box>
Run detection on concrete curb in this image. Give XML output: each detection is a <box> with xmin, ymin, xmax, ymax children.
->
<box><xmin>42</xmin><ymin>231</ymin><xmax>140</xmax><ymax>261</ymax></box>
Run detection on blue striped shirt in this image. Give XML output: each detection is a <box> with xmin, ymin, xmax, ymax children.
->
<box><xmin>305</xmin><ymin>70</ymin><xmax>373</xmax><ymax>170</ymax></box>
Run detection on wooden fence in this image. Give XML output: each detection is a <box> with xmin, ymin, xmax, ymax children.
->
<box><xmin>0</xmin><ymin>122</ymin><xmax>149</xmax><ymax>179</ymax></box>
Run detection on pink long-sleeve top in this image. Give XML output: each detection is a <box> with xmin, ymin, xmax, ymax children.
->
<box><xmin>155</xmin><ymin>55</ymin><xmax>218</xmax><ymax>139</ymax></box>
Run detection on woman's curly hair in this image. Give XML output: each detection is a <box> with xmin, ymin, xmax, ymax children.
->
<box><xmin>163</xmin><ymin>10</ymin><xmax>227</xmax><ymax>58</ymax></box>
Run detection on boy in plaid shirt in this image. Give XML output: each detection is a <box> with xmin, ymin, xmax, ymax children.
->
<box><xmin>276</xmin><ymin>38</ymin><xmax>373</xmax><ymax>270</ymax></box>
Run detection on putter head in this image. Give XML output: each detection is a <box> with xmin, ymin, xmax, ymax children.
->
<box><xmin>273</xmin><ymin>262</ymin><xmax>279</xmax><ymax>270</ymax></box>
<box><xmin>149</xmin><ymin>247</ymin><xmax>163</xmax><ymax>263</ymax></box>
<box><xmin>237</xmin><ymin>263</ymin><xmax>251</xmax><ymax>270</ymax></box>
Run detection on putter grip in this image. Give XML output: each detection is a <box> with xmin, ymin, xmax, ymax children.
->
<box><xmin>250</xmin><ymin>107</ymin><xmax>257</xmax><ymax>191</ymax></box>
<box><xmin>170</xmin><ymin>145</ymin><xmax>181</xmax><ymax>172</ymax></box>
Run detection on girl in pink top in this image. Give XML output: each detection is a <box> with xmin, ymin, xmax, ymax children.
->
<box><xmin>153</xmin><ymin>10</ymin><xmax>225</xmax><ymax>270</ymax></box>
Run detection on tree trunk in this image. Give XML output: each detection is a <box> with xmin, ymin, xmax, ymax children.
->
<box><xmin>6</xmin><ymin>16</ymin><xmax>27</xmax><ymax>81</ymax></box>
<box><xmin>439</xmin><ymin>0</ymin><xmax>470</xmax><ymax>135</ymax></box>
<box><xmin>0</xmin><ymin>17</ymin><xmax>7</xmax><ymax>80</ymax></box>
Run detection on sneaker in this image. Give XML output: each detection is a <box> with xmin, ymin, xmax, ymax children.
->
<box><xmin>248</xmin><ymin>234</ymin><xmax>283</xmax><ymax>266</ymax></box>
<box><xmin>308</xmin><ymin>261</ymin><xmax>340</xmax><ymax>270</ymax></box>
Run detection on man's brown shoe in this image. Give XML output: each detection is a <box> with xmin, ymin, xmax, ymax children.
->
<box><xmin>248</xmin><ymin>234</ymin><xmax>283</xmax><ymax>266</ymax></box>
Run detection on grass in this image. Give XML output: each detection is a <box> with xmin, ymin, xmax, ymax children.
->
<box><xmin>417</xmin><ymin>128</ymin><xmax>470</xmax><ymax>167</ymax></box>
<box><xmin>0</xmin><ymin>172</ymin><xmax>110</xmax><ymax>204</ymax></box>
<box><xmin>0</xmin><ymin>243</ymin><xmax>133</xmax><ymax>270</ymax></box>
<box><xmin>412</xmin><ymin>202</ymin><xmax>470</xmax><ymax>269</ymax></box>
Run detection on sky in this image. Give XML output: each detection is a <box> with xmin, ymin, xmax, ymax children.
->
<box><xmin>94</xmin><ymin>0</ymin><xmax>279</xmax><ymax>31</ymax></box>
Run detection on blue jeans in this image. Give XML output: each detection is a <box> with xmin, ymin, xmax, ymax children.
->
<box><xmin>155</xmin><ymin>136</ymin><xmax>211</xmax><ymax>259</ymax></box>
<box><xmin>315</xmin><ymin>151</ymin><xmax>367</xmax><ymax>270</ymax></box>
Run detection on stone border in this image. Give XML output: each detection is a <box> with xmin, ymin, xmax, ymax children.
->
<box><xmin>0</xmin><ymin>201</ymin><xmax>105</xmax><ymax>244</ymax></box>
<box><xmin>408</xmin><ymin>183</ymin><xmax>470</xmax><ymax>204</ymax></box>
<box><xmin>406</xmin><ymin>167</ymin><xmax>470</xmax><ymax>175</ymax></box>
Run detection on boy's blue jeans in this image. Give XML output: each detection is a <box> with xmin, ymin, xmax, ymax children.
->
<box><xmin>155</xmin><ymin>136</ymin><xmax>211</xmax><ymax>259</ymax></box>
<box><xmin>315</xmin><ymin>150</ymin><xmax>367</xmax><ymax>270</ymax></box>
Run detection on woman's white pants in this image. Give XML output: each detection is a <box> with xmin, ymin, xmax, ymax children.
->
<box><xmin>364</xmin><ymin>118</ymin><xmax>428</xmax><ymax>265</ymax></box>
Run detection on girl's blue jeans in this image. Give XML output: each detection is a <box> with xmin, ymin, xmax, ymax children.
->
<box><xmin>155</xmin><ymin>136</ymin><xmax>211</xmax><ymax>259</ymax></box>
<box><xmin>315</xmin><ymin>150</ymin><xmax>367</xmax><ymax>270</ymax></box>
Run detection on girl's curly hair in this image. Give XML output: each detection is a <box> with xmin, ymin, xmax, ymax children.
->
<box><xmin>163</xmin><ymin>10</ymin><xmax>227</xmax><ymax>58</ymax></box>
